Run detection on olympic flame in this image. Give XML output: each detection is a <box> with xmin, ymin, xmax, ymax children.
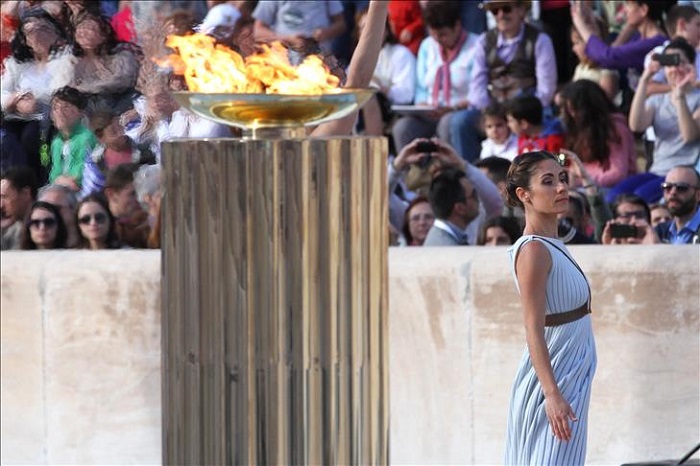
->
<box><xmin>159</xmin><ymin>33</ymin><xmax>341</xmax><ymax>94</ymax></box>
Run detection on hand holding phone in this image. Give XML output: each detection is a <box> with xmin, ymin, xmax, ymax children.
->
<box><xmin>416</xmin><ymin>141</ymin><xmax>438</xmax><ymax>154</ymax></box>
<box><xmin>652</xmin><ymin>53</ymin><xmax>680</xmax><ymax>67</ymax></box>
<box><xmin>609</xmin><ymin>223</ymin><xmax>639</xmax><ymax>239</ymax></box>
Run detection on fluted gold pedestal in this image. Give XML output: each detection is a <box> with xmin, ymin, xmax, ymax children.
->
<box><xmin>161</xmin><ymin>137</ymin><xmax>388</xmax><ymax>465</ymax></box>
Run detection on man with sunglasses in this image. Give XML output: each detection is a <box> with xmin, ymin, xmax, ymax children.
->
<box><xmin>449</xmin><ymin>0</ymin><xmax>557</xmax><ymax>163</ymax></box>
<box><xmin>654</xmin><ymin>165</ymin><xmax>700</xmax><ymax>244</ymax></box>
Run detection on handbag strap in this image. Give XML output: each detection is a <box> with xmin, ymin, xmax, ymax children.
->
<box><xmin>536</xmin><ymin>236</ymin><xmax>592</xmax><ymax>312</ymax></box>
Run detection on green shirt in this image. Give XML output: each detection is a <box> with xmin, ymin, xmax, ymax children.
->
<box><xmin>48</xmin><ymin>123</ymin><xmax>97</xmax><ymax>186</ymax></box>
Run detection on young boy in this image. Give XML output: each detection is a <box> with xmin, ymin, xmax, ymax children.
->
<box><xmin>505</xmin><ymin>95</ymin><xmax>564</xmax><ymax>155</ymax></box>
<box><xmin>479</xmin><ymin>102</ymin><xmax>518</xmax><ymax>161</ymax></box>
<box><xmin>80</xmin><ymin>109</ymin><xmax>155</xmax><ymax>199</ymax></box>
<box><xmin>47</xmin><ymin>86</ymin><xmax>97</xmax><ymax>189</ymax></box>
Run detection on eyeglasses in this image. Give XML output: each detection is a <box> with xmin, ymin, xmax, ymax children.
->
<box><xmin>617</xmin><ymin>210</ymin><xmax>647</xmax><ymax>220</ymax></box>
<box><xmin>489</xmin><ymin>4</ymin><xmax>513</xmax><ymax>15</ymax></box>
<box><xmin>29</xmin><ymin>218</ymin><xmax>57</xmax><ymax>229</ymax></box>
<box><xmin>78</xmin><ymin>212</ymin><xmax>108</xmax><ymax>225</ymax></box>
<box><xmin>661</xmin><ymin>182</ymin><xmax>698</xmax><ymax>194</ymax></box>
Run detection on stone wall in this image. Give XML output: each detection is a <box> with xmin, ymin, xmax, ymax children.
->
<box><xmin>1</xmin><ymin>246</ymin><xmax>698</xmax><ymax>465</ymax></box>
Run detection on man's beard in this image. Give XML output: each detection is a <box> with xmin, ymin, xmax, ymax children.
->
<box><xmin>667</xmin><ymin>196</ymin><xmax>698</xmax><ymax>218</ymax></box>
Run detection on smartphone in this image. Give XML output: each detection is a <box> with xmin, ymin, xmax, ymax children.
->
<box><xmin>652</xmin><ymin>53</ymin><xmax>680</xmax><ymax>67</ymax></box>
<box><xmin>609</xmin><ymin>224</ymin><xmax>638</xmax><ymax>239</ymax></box>
<box><xmin>416</xmin><ymin>141</ymin><xmax>438</xmax><ymax>154</ymax></box>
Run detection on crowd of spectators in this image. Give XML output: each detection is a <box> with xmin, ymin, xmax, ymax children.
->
<box><xmin>1</xmin><ymin>0</ymin><xmax>699</xmax><ymax>253</ymax></box>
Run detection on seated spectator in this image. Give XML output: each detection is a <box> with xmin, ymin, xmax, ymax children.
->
<box><xmin>601</xmin><ymin>193</ymin><xmax>657</xmax><ymax>245</ymax></box>
<box><xmin>505</xmin><ymin>95</ymin><xmax>564</xmax><ymax>155</ymax></box>
<box><xmin>654</xmin><ymin>165</ymin><xmax>700</xmax><ymax>244</ymax></box>
<box><xmin>21</xmin><ymin>200</ymin><xmax>67</xmax><ymax>249</ymax></box>
<box><xmin>252</xmin><ymin>0</ymin><xmax>346</xmax><ymax>56</ymax></box>
<box><xmin>103</xmin><ymin>163</ymin><xmax>150</xmax><ymax>248</ymax></box>
<box><xmin>387</xmin><ymin>0</ymin><xmax>424</xmax><ymax>56</ymax></box>
<box><xmin>389</xmin><ymin>137</ymin><xmax>504</xmax><ymax>245</ymax></box>
<box><xmin>400</xmin><ymin>196</ymin><xmax>434</xmax><ymax>246</ymax></box>
<box><xmin>644</xmin><ymin>5</ymin><xmax>700</xmax><ymax>96</ymax></box>
<box><xmin>649</xmin><ymin>202</ymin><xmax>671</xmax><ymax>228</ymax></box>
<box><xmin>557</xmin><ymin>189</ymin><xmax>597</xmax><ymax>244</ymax></box>
<box><xmin>477</xmin><ymin>215</ymin><xmax>522</xmax><ymax>246</ymax></box>
<box><xmin>474</xmin><ymin>155</ymin><xmax>523</xmax><ymax>223</ymax></box>
<box><xmin>47</xmin><ymin>86</ymin><xmax>97</xmax><ymax>188</ymax></box>
<box><xmin>37</xmin><ymin>183</ymin><xmax>79</xmax><ymax>247</ymax></box>
<box><xmin>0</xmin><ymin>117</ymin><xmax>29</xmax><ymax>172</ymax></box>
<box><xmin>391</xmin><ymin>1</ymin><xmax>478</xmax><ymax>156</ymax></box>
<box><xmin>357</xmin><ymin>9</ymin><xmax>416</xmax><ymax>138</ymax></box>
<box><xmin>70</xmin><ymin>10</ymin><xmax>141</xmax><ymax>113</ymax></box>
<box><xmin>133</xmin><ymin>80</ymin><xmax>230</xmax><ymax>161</ymax></box>
<box><xmin>561</xmin><ymin>149</ymin><xmax>613</xmax><ymax>241</ymax></box>
<box><xmin>571</xmin><ymin>0</ymin><xmax>668</xmax><ymax>89</ymax></box>
<box><xmin>75</xmin><ymin>191</ymin><xmax>121</xmax><ymax>249</ymax></box>
<box><xmin>1</xmin><ymin>165</ymin><xmax>37</xmax><ymax>250</ymax></box>
<box><xmin>424</xmin><ymin>167</ymin><xmax>480</xmax><ymax>246</ymax></box>
<box><xmin>1</xmin><ymin>10</ymin><xmax>72</xmax><ymax>180</ymax></box>
<box><xmin>81</xmin><ymin>108</ymin><xmax>156</xmax><ymax>198</ymax></box>
<box><xmin>479</xmin><ymin>102</ymin><xmax>518</xmax><ymax>161</ymax></box>
<box><xmin>198</xmin><ymin>1</ymin><xmax>242</xmax><ymax>35</ymax></box>
<box><xmin>570</xmin><ymin>17</ymin><xmax>620</xmax><ymax>104</ymax></box>
<box><xmin>618</xmin><ymin>39</ymin><xmax>700</xmax><ymax>204</ymax></box>
<box><xmin>449</xmin><ymin>0</ymin><xmax>557</xmax><ymax>161</ymax></box>
<box><xmin>559</xmin><ymin>80</ymin><xmax>637</xmax><ymax>188</ymax></box>
<box><xmin>133</xmin><ymin>164</ymin><xmax>161</xmax><ymax>248</ymax></box>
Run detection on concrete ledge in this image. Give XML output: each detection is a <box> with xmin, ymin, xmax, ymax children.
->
<box><xmin>1</xmin><ymin>246</ymin><xmax>698</xmax><ymax>465</ymax></box>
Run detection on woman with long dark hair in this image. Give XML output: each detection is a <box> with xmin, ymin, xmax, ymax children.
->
<box><xmin>0</xmin><ymin>10</ymin><xmax>72</xmax><ymax>180</ymax></box>
<box><xmin>70</xmin><ymin>9</ymin><xmax>141</xmax><ymax>113</ymax></box>
<box><xmin>559</xmin><ymin>79</ymin><xmax>637</xmax><ymax>188</ymax></box>
<box><xmin>21</xmin><ymin>201</ymin><xmax>68</xmax><ymax>250</ymax></box>
<box><xmin>74</xmin><ymin>192</ymin><xmax>122</xmax><ymax>250</ymax></box>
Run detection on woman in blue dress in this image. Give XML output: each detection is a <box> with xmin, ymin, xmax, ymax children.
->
<box><xmin>504</xmin><ymin>151</ymin><xmax>597</xmax><ymax>465</ymax></box>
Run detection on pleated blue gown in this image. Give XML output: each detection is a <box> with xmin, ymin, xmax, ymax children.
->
<box><xmin>505</xmin><ymin>235</ymin><xmax>597</xmax><ymax>465</ymax></box>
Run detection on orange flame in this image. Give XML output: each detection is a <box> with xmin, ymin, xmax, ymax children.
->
<box><xmin>159</xmin><ymin>34</ymin><xmax>341</xmax><ymax>94</ymax></box>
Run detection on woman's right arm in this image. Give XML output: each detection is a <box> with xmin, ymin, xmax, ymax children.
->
<box><xmin>628</xmin><ymin>62</ymin><xmax>658</xmax><ymax>132</ymax></box>
<box><xmin>516</xmin><ymin>241</ymin><xmax>576</xmax><ymax>442</ymax></box>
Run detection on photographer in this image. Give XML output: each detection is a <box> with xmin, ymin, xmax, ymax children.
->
<box><xmin>388</xmin><ymin>137</ymin><xmax>503</xmax><ymax>245</ymax></box>
<box><xmin>601</xmin><ymin>194</ymin><xmax>659</xmax><ymax>245</ymax></box>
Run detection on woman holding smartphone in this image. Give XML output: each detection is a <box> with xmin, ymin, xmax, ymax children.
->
<box><xmin>504</xmin><ymin>151</ymin><xmax>596</xmax><ymax>465</ymax></box>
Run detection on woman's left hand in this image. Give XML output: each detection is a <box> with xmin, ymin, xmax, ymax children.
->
<box><xmin>545</xmin><ymin>392</ymin><xmax>577</xmax><ymax>442</ymax></box>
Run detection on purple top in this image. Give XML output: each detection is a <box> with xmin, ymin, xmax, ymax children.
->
<box><xmin>467</xmin><ymin>24</ymin><xmax>557</xmax><ymax>110</ymax></box>
<box><xmin>584</xmin><ymin>33</ymin><xmax>667</xmax><ymax>72</ymax></box>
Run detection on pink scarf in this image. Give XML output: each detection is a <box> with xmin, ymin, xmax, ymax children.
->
<box><xmin>432</xmin><ymin>29</ymin><xmax>468</xmax><ymax>106</ymax></box>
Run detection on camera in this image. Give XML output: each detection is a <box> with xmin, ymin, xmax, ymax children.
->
<box><xmin>416</xmin><ymin>141</ymin><xmax>438</xmax><ymax>154</ymax></box>
<box><xmin>609</xmin><ymin>224</ymin><xmax>639</xmax><ymax>239</ymax></box>
<box><xmin>652</xmin><ymin>53</ymin><xmax>681</xmax><ymax>67</ymax></box>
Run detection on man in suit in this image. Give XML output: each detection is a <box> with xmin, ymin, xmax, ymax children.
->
<box><xmin>423</xmin><ymin>167</ymin><xmax>481</xmax><ymax>246</ymax></box>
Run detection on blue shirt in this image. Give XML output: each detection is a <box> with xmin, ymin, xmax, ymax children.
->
<box><xmin>655</xmin><ymin>207</ymin><xmax>700</xmax><ymax>244</ymax></box>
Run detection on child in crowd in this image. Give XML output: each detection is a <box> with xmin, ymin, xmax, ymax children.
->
<box><xmin>47</xmin><ymin>86</ymin><xmax>97</xmax><ymax>189</ymax></box>
<box><xmin>479</xmin><ymin>103</ymin><xmax>518</xmax><ymax>161</ymax></box>
<box><xmin>505</xmin><ymin>95</ymin><xmax>565</xmax><ymax>155</ymax></box>
<box><xmin>81</xmin><ymin>109</ymin><xmax>155</xmax><ymax>199</ymax></box>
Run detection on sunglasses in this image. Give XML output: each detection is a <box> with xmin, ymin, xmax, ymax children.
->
<box><xmin>29</xmin><ymin>218</ymin><xmax>57</xmax><ymax>229</ymax></box>
<box><xmin>489</xmin><ymin>4</ymin><xmax>513</xmax><ymax>14</ymax></box>
<box><xmin>661</xmin><ymin>182</ymin><xmax>698</xmax><ymax>194</ymax></box>
<box><xmin>78</xmin><ymin>212</ymin><xmax>108</xmax><ymax>225</ymax></box>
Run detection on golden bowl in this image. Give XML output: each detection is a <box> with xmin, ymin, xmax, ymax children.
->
<box><xmin>172</xmin><ymin>89</ymin><xmax>375</xmax><ymax>130</ymax></box>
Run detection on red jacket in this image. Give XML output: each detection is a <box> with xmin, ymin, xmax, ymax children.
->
<box><xmin>387</xmin><ymin>0</ymin><xmax>425</xmax><ymax>56</ymax></box>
